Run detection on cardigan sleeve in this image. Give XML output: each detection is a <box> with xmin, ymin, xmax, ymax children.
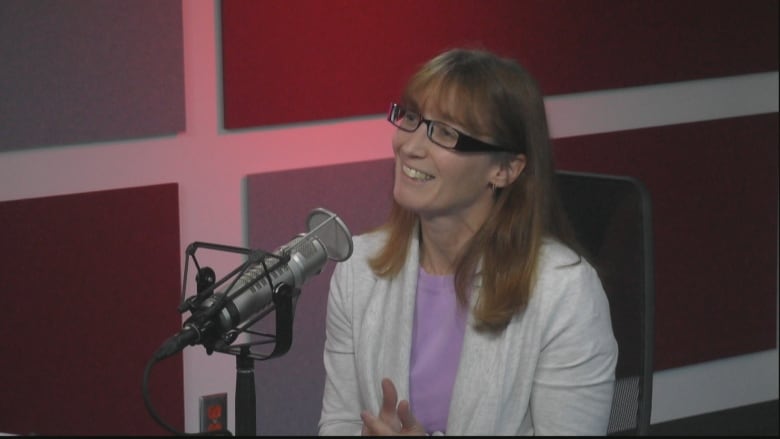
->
<box><xmin>530</xmin><ymin>259</ymin><xmax>618</xmax><ymax>435</ymax></box>
<box><xmin>318</xmin><ymin>259</ymin><xmax>363</xmax><ymax>436</ymax></box>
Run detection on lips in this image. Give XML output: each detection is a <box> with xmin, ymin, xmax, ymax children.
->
<box><xmin>402</xmin><ymin>164</ymin><xmax>434</xmax><ymax>181</ymax></box>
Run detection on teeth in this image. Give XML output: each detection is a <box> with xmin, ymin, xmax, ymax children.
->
<box><xmin>403</xmin><ymin>165</ymin><xmax>434</xmax><ymax>181</ymax></box>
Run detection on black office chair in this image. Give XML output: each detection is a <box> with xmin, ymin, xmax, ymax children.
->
<box><xmin>556</xmin><ymin>170</ymin><xmax>655</xmax><ymax>436</ymax></box>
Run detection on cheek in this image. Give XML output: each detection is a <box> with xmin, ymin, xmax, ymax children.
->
<box><xmin>391</xmin><ymin>131</ymin><xmax>404</xmax><ymax>154</ymax></box>
<box><xmin>446</xmin><ymin>158</ymin><xmax>492</xmax><ymax>187</ymax></box>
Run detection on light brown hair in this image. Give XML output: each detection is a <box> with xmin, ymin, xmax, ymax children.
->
<box><xmin>370</xmin><ymin>48</ymin><xmax>582</xmax><ymax>331</ymax></box>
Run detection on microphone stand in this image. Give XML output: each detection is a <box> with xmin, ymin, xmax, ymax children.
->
<box><xmin>146</xmin><ymin>208</ymin><xmax>352</xmax><ymax>436</ymax></box>
<box><xmin>182</xmin><ymin>242</ymin><xmax>299</xmax><ymax>436</ymax></box>
<box><xmin>235</xmin><ymin>347</ymin><xmax>255</xmax><ymax>436</ymax></box>
<box><xmin>227</xmin><ymin>283</ymin><xmax>297</xmax><ymax>436</ymax></box>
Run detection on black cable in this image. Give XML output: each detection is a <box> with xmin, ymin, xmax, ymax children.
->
<box><xmin>142</xmin><ymin>355</ymin><xmax>185</xmax><ymax>435</ymax></box>
<box><xmin>143</xmin><ymin>343</ymin><xmax>233</xmax><ymax>436</ymax></box>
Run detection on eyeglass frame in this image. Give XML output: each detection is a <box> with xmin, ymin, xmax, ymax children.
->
<box><xmin>387</xmin><ymin>103</ymin><xmax>517</xmax><ymax>153</ymax></box>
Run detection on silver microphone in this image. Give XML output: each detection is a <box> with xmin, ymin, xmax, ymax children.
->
<box><xmin>155</xmin><ymin>208</ymin><xmax>353</xmax><ymax>360</ymax></box>
<box><xmin>210</xmin><ymin>207</ymin><xmax>353</xmax><ymax>332</ymax></box>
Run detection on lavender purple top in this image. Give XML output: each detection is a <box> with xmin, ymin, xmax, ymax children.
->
<box><xmin>409</xmin><ymin>267</ymin><xmax>468</xmax><ymax>434</ymax></box>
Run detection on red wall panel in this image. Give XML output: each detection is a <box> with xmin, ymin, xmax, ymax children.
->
<box><xmin>554</xmin><ymin>113</ymin><xmax>778</xmax><ymax>370</ymax></box>
<box><xmin>0</xmin><ymin>184</ymin><xmax>183</xmax><ymax>435</ymax></box>
<box><xmin>221</xmin><ymin>0</ymin><xmax>777</xmax><ymax>129</ymax></box>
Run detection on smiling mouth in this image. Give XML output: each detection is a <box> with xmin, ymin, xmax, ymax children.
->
<box><xmin>402</xmin><ymin>165</ymin><xmax>434</xmax><ymax>181</ymax></box>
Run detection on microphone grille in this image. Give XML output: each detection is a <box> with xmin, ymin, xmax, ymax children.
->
<box><xmin>288</xmin><ymin>235</ymin><xmax>321</xmax><ymax>259</ymax></box>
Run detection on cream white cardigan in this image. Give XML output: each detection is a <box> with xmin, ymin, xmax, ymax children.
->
<box><xmin>318</xmin><ymin>230</ymin><xmax>617</xmax><ymax>435</ymax></box>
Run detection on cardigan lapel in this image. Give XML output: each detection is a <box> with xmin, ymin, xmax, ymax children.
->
<box><xmin>356</xmin><ymin>229</ymin><xmax>421</xmax><ymax>411</ymax></box>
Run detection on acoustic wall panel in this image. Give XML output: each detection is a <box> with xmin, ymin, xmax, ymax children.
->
<box><xmin>0</xmin><ymin>0</ymin><xmax>185</xmax><ymax>151</ymax></box>
<box><xmin>554</xmin><ymin>113</ymin><xmax>778</xmax><ymax>371</ymax></box>
<box><xmin>245</xmin><ymin>159</ymin><xmax>395</xmax><ymax>435</ymax></box>
<box><xmin>221</xmin><ymin>0</ymin><xmax>777</xmax><ymax>129</ymax></box>
<box><xmin>0</xmin><ymin>183</ymin><xmax>183</xmax><ymax>435</ymax></box>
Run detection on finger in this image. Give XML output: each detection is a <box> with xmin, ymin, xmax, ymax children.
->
<box><xmin>397</xmin><ymin>399</ymin><xmax>424</xmax><ymax>433</ymax></box>
<box><xmin>361</xmin><ymin>410</ymin><xmax>396</xmax><ymax>436</ymax></box>
<box><xmin>379</xmin><ymin>378</ymin><xmax>399</xmax><ymax>419</ymax></box>
<box><xmin>396</xmin><ymin>400</ymin><xmax>416</xmax><ymax>426</ymax></box>
<box><xmin>360</xmin><ymin>411</ymin><xmax>376</xmax><ymax>435</ymax></box>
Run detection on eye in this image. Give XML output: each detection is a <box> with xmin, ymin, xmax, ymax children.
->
<box><xmin>435</xmin><ymin>123</ymin><xmax>459</xmax><ymax>140</ymax></box>
<box><xmin>402</xmin><ymin>111</ymin><xmax>420</xmax><ymax>123</ymax></box>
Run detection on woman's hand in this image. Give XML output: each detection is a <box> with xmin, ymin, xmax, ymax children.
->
<box><xmin>361</xmin><ymin>378</ymin><xmax>427</xmax><ymax>436</ymax></box>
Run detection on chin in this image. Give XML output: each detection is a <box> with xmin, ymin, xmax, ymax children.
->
<box><xmin>393</xmin><ymin>189</ymin><xmax>424</xmax><ymax>213</ymax></box>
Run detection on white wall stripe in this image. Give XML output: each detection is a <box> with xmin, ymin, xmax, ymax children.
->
<box><xmin>546</xmin><ymin>71</ymin><xmax>779</xmax><ymax>139</ymax></box>
<box><xmin>651</xmin><ymin>349</ymin><xmax>779</xmax><ymax>423</ymax></box>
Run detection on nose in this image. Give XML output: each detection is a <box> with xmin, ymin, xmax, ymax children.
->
<box><xmin>394</xmin><ymin>121</ymin><xmax>430</xmax><ymax>156</ymax></box>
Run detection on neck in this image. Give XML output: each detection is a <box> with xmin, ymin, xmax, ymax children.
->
<box><xmin>418</xmin><ymin>215</ymin><xmax>483</xmax><ymax>276</ymax></box>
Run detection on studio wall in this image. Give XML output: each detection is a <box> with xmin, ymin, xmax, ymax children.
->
<box><xmin>242</xmin><ymin>112</ymin><xmax>778</xmax><ymax>434</ymax></box>
<box><xmin>0</xmin><ymin>0</ymin><xmax>185</xmax><ymax>435</ymax></box>
<box><xmin>229</xmin><ymin>0</ymin><xmax>777</xmax><ymax>434</ymax></box>
<box><xmin>228</xmin><ymin>0</ymin><xmax>778</xmax><ymax>371</ymax></box>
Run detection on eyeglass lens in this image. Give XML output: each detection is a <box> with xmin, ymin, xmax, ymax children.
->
<box><xmin>389</xmin><ymin>104</ymin><xmax>459</xmax><ymax>148</ymax></box>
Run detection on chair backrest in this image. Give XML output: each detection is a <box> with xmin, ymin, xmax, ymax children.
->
<box><xmin>555</xmin><ymin>170</ymin><xmax>655</xmax><ymax>435</ymax></box>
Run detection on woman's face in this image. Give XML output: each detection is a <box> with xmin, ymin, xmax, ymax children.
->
<box><xmin>391</xmin><ymin>102</ymin><xmax>503</xmax><ymax>225</ymax></box>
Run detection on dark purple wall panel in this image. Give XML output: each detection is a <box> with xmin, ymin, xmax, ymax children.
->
<box><xmin>0</xmin><ymin>184</ymin><xmax>183</xmax><ymax>435</ymax></box>
<box><xmin>245</xmin><ymin>159</ymin><xmax>394</xmax><ymax>435</ymax></box>
<box><xmin>221</xmin><ymin>0</ymin><xmax>777</xmax><ymax>129</ymax></box>
<box><xmin>0</xmin><ymin>0</ymin><xmax>184</xmax><ymax>151</ymax></box>
<box><xmin>554</xmin><ymin>113</ymin><xmax>778</xmax><ymax>371</ymax></box>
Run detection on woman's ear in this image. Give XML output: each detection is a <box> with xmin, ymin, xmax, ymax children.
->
<box><xmin>490</xmin><ymin>154</ymin><xmax>526</xmax><ymax>189</ymax></box>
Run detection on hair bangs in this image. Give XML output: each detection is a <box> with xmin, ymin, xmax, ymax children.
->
<box><xmin>402</xmin><ymin>62</ymin><xmax>495</xmax><ymax>139</ymax></box>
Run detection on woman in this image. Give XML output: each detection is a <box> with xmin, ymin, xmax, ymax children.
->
<box><xmin>318</xmin><ymin>48</ymin><xmax>617</xmax><ymax>435</ymax></box>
